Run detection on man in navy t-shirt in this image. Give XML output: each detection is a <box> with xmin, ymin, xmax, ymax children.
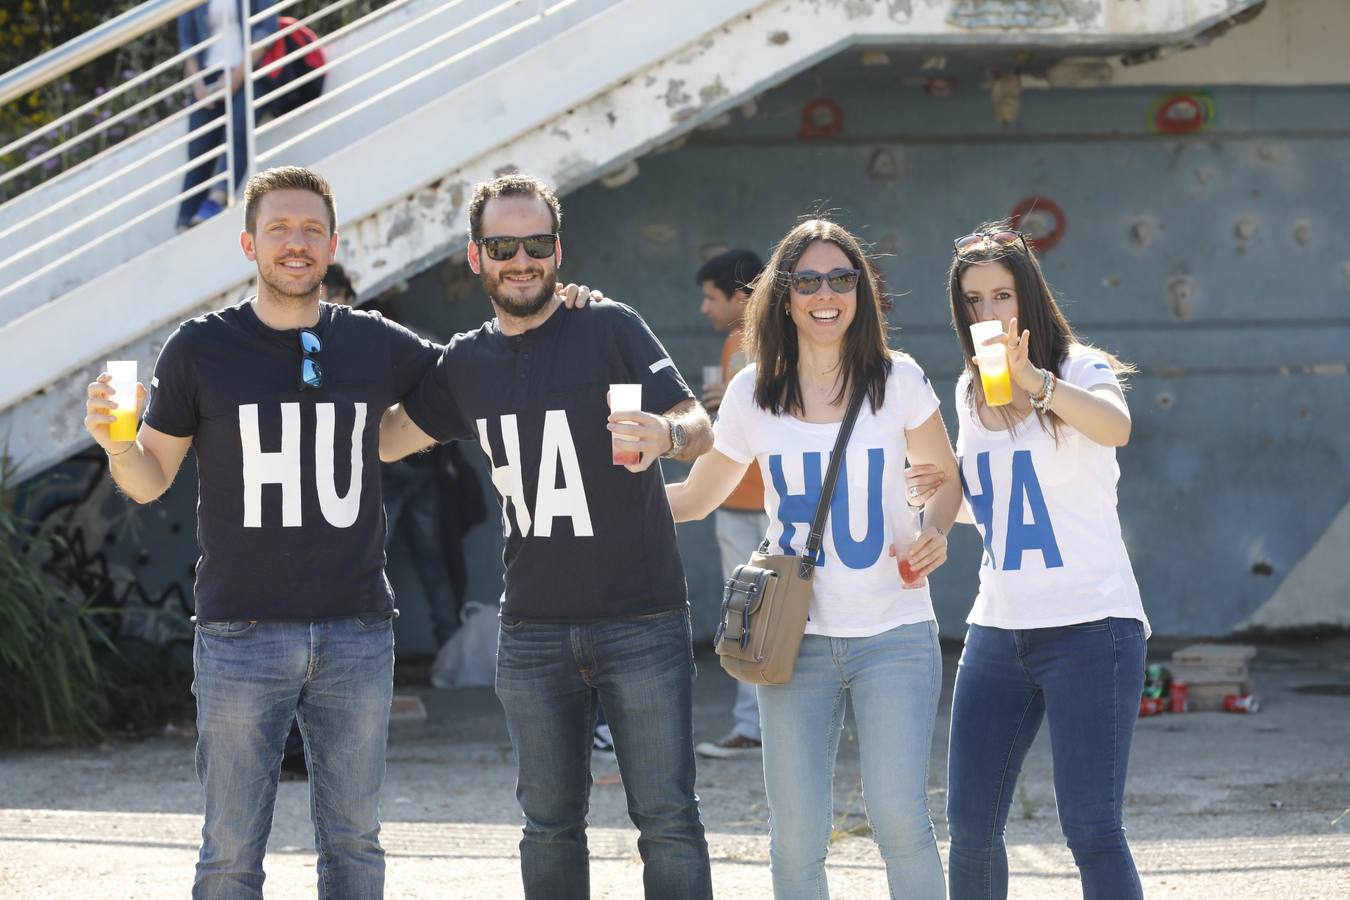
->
<box><xmin>85</xmin><ymin>167</ymin><xmax>433</xmax><ymax>897</ymax></box>
<box><xmin>380</xmin><ymin>174</ymin><xmax>715</xmax><ymax>899</ymax></box>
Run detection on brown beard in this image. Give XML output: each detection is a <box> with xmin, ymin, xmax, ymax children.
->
<box><xmin>259</xmin><ymin>256</ymin><xmax>326</xmax><ymax>304</ymax></box>
<box><xmin>483</xmin><ymin>265</ymin><xmax>557</xmax><ymax>318</ymax></box>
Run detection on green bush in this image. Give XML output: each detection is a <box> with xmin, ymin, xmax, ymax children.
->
<box><xmin>0</xmin><ymin>463</ymin><xmax>113</xmax><ymax>745</ymax></box>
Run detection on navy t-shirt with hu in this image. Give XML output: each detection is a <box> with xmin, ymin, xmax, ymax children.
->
<box><xmin>403</xmin><ymin>301</ymin><xmax>693</xmax><ymax>623</ymax></box>
<box><xmin>143</xmin><ymin>300</ymin><xmax>440</xmax><ymax>621</ymax></box>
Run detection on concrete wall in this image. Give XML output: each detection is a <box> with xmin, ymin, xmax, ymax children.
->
<box><xmin>1108</xmin><ymin>0</ymin><xmax>1350</xmax><ymax>86</ymax></box>
<box><xmin>19</xmin><ymin>1</ymin><xmax>1349</xmax><ymax>651</ymax></box>
<box><xmin>391</xmin><ymin>50</ymin><xmax>1350</xmax><ymax>643</ymax></box>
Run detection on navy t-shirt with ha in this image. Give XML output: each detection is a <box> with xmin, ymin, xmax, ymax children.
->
<box><xmin>143</xmin><ymin>300</ymin><xmax>440</xmax><ymax>622</ymax></box>
<box><xmin>403</xmin><ymin>301</ymin><xmax>694</xmax><ymax>623</ymax></box>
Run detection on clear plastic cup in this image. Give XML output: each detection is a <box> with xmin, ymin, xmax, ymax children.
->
<box><xmin>970</xmin><ymin>321</ymin><xmax>1012</xmax><ymax>407</ymax></box>
<box><xmin>609</xmin><ymin>383</ymin><xmax>642</xmax><ymax>466</ymax></box>
<box><xmin>887</xmin><ymin>486</ymin><xmax>927</xmax><ymax>589</ymax></box>
<box><xmin>106</xmin><ymin>360</ymin><xmax>139</xmax><ymax>441</ymax></box>
<box><xmin>701</xmin><ymin>365</ymin><xmax>723</xmax><ymax>394</ymax></box>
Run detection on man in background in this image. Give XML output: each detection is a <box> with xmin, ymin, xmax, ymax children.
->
<box><xmin>693</xmin><ymin>249</ymin><xmax>768</xmax><ymax>760</ymax></box>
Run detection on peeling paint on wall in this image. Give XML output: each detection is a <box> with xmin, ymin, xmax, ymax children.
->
<box><xmin>385</xmin><ymin>211</ymin><xmax>415</xmax><ymax>243</ymax></box>
<box><xmin>947</xmin><ymin>0</ymin><xmax>1072</xmax><ymax>29</ymax></box>
<box><xmin>1166</xmin><ymin>274</ymin><xmax>1197</xmax><ymax>320</ymax></box>
<box><xmin>841</xmin><ymin>0</ymin><xmax>874</xmax><ymax>20</ymax></box>
<box><xmin>699</xmin><ymin>77</ymin><xmax>731</xmax><ymax>106</ymax></box>
<box><xmin>885</xmin><ymin>0</ymin><xmax>915</xmax><ymax>22</ymax></box>
<box><xmin>664</xmin><ymin>79</ymin><xmax>692</xmax><ymax>109</ymax></box>
<box><xmin>1234</xmin><ymin>216</ymin><xmax>1259</xmax><ymax>254</ymax></box>
<box><xmin>1130</xmin><ymin>217</ymin><xmax>1157</xmax><ymax>249</ymax></box>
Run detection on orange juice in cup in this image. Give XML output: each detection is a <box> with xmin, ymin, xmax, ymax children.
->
<box><xmin>106</xmin><ymin>360</ymin><xmax>139</xmax><ymax>441</ymax></box>
<box><xmin>970</xmin><ymin>321</ymin><xmax>1012</xmax><ymax>407</ymax></box>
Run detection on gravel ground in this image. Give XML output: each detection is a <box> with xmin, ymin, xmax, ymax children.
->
<box><xmin>2</xmin><ymin>638</ymin><xmax>1348</xmax><ymax>898</ymax></box>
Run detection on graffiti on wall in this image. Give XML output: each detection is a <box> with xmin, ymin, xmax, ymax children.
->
<box><xmin>22</xmin><ymin>452</ymin><xmax>195</xmax><ymax>648</ymax></box>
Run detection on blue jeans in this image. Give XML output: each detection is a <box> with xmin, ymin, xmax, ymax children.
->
<box><xmin>191</xmin><ymin>615</ymin><xmax>395</xmax><ymax>899</ymax></box>
<box><xmin>757</xmin><ymin>620</ymin><xmax>945</xmax><ymax>900</ymax></box>
<box><xmin>946</xmin><ymin>619</ymin><xmax>1146</xmax><ymax>900</ymax></box>
<box><xmin>495</xmin><ymin>606</ymin><xmax>712</xmax><ymax>900</ymax></box>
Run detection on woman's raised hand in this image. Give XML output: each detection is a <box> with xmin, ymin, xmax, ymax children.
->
<box><xmin>1002</xmin><ymin>316</ymin><xmax>1044</xmax><ymax>395</ymax></box>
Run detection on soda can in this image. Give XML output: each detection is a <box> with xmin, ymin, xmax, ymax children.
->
<box><xmin>1168</xmin><ymin>682</ymin><xmax>1189</xmax><ymax>713</ymax></box>
<box><xmin>1223</xmin><ymin>694</ymin><xmax>1260</xmax><ymax>714</ymax></box>
<box><xmin>1138</xmin><ymin>696</ymin><xmax>1164</xmax><ymax>718</ymax></box>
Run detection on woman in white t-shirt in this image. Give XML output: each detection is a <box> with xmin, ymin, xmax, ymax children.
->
<box><xmin>912</xmin><ymin>226</ymin><xmax>1149</xmax><ymax>900</ymax></box>
<box><xmin>667</xmin><ymin>219</ymin><xmax>963</xmax><ymax>899</ymax></box>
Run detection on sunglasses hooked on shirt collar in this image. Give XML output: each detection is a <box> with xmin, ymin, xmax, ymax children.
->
<box><xmin>479</xmin><ymin>233</ymin><xmax>558</xmax><ymax>262</ymax></box>
<box><xmin>953</xmin><ymin>230</ymin><xmax>1029</xmax><ymax>254</ymax></box>
<box><xmin>788</xmin><ymin>267</ymin><xmax>861</xmax><ymax>295</ymax></box>
<box><xmin>299</xmin><ymin>328</ymin><xmax>323</xmax><ymax>390</ymax></box>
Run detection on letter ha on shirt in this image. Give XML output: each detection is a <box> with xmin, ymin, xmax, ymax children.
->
<box><xmin>476</xmin><ymin>411</ymin><xmax>593</xmax><ymax>539</ymax></box>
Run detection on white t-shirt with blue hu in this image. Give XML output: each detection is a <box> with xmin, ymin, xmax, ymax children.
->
<box><xmin>955</xmin><ymin>344</ymin><xmax>1151</xmax><ymax>637</ymax></box>
<box><xmin>714</xmin><ymin>354</ymin><xmax>942</xmax><ymax>638</ymax></box>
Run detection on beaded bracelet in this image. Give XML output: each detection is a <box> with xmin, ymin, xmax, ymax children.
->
<box><xmin>1030</xmin><ymin>369</ymin><xmax>1057</xmax><ymax>412</ymax></box>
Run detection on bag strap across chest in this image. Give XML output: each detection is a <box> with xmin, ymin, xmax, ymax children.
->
<box><xmin>798</xmin><ymin>384</ymin><xmax>867</xmax><ymax>579</ymax></box>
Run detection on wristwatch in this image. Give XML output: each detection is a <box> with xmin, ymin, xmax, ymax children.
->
<box><xmin>662</xmin><ymin>417</ymin><xmax>687</xmax><ymax>458</ymax></box>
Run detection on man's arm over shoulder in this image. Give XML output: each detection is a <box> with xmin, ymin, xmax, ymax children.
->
<box><xmin>380</xmin><ymin>405</ymin><xmax>437</xmax><ymax>463</ymax></box>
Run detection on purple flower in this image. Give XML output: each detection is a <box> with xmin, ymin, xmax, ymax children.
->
<box><xmin>95</xmin><ymin>86</ymin><xmax>106</xmax><ymax>96</ymax></box>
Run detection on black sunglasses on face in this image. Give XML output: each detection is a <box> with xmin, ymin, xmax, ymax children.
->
<box><xmin>954</xmin><ymin>230</ymin><xmax>1029</xmax><ymax>254</ymax></box>
<box><xmin>299</xmin><ymin>328</ymin><xmax>323</xmax><ymax>390</ymax></box>
<box><xmin>789</xmin><ymin>267</ymin><xmax>860</xmax><ymax>295</ymax></box>
<box><xmin>479</xmin><ymin>233</ymin><xmax>558</xmax><ymax>262</ymax></box>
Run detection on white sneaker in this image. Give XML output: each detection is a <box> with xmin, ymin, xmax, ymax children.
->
<box><xmin>592</xmin><ymin>723</ymin><xmax>615</xmax><ymax>760</ymax></box>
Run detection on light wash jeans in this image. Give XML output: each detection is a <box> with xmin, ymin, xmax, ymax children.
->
<box><xmin>758</xmin><ymin>620</ymin><xmax>945</xmax><ymax>900</ymax></box>
<box><xmin>946</xmin><ymin>618</ymin><xmax>1146</xmax><ymax>900</ymax></box>
<box><xmin>191</xmin><ymin>614</ymin><xmax>395</xmax><ymax>899</ymax></box>
<box><xmin>495</xmin><ymin>606</ymin><xmax>712</xmax><ymax>900</ymax></box>
<box><xmin>715</xmin><ymin>506</ymin><xmax>768</xmax><ymax>740</ymax></box>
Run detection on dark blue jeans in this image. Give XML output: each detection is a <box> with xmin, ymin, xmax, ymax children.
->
<box><xmin>946</xmin><ymin>619</ymin><xmax>1146</xmax><ymax>900</ymax></box>
<box><xmin>495</xmin><ymin>606</ymin><xmax>712</xmax><ymax>900</ymax></box>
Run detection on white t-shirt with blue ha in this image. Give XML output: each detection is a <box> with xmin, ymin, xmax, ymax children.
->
<box><xmin>714</xmin><ymin>353</ymin><xmax>942</xmax><ymax>638</ymax></box>
<box><xmin>955</xmin><ymin>343</ymin><xmax>1151</xmax><ymax>637</ymax></box>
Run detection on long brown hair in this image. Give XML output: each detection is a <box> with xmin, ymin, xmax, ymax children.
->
<box><xmin>744</xmin><ymin>219</ymin><xmax>892</xmax><ymax>416</ymax></box>
<box><xmin>947</xmin><ymin>222</ymin><xmax>1134</xmax><ymax>436</ymax></box>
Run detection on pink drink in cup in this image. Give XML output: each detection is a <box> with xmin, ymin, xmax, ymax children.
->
<box><xmin>609</xmin><ymin>383</ymin><xmax>642</xmax><ymax>466</ymax></box>
<box><xmin>888</xmin><ymin>481</ymin><xmax>926</xmax><ymax>589</ymax></box>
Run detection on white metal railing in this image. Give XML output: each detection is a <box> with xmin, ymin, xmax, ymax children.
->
<box><xmin>0</xmin><ymin>0</ymin><xmax>576</xmax><ymax>322</ymax></box>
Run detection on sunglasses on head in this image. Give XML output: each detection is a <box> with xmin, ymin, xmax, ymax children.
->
<box><xmin>479</xmin><ymin>233</ymin><xmax>558</xmax><ymax>262</ymax></box>
<box><xmin>789</xmin><ymin>267</ymin><xmax>860</xmax><ymax>295</ymax></box>
<box><xmin>954</xmin><ymin>230</ymin><xmax>1029</xmax><ymax>254</ymax></box>
<box><xmin>299</xmin><ymin>328</ymin><xmax>323</xmax><ymax>391</ymax></box>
